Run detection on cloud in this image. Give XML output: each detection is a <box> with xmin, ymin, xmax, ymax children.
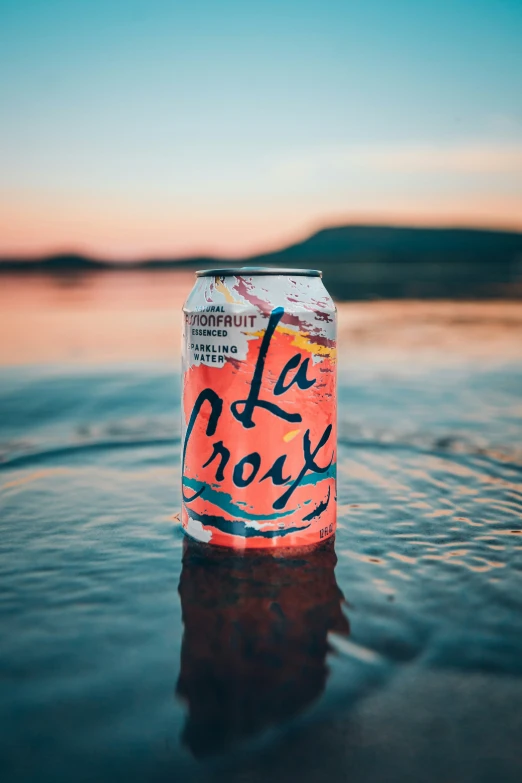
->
<box><xmin>276</xmin><ymin>142</ymin><xmax>522</xmax><ymax>179</ymax></box>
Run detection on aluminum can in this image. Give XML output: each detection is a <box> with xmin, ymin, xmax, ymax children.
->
<box><xmin>181</xmin><ymin>267</ymin><xmax>336</xmax><ymax>549</ymax></box>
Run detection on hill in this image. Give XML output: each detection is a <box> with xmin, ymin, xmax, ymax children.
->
<box><xmin>247</xmin><ymin>226</ymin><xmax>522</xmax><ymax>298</ymax></box>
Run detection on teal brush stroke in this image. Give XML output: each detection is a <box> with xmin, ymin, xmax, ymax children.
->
<box><xmin>183</xmin><ymin>476</ymin><xmax>295</xmax><ymax>521</ymax></box>
<box><xmin>183</xmin><ymin>463</ymin><xmax>336</xmax><ymax>522</ymax></box>
<box><xmin>300</xmin><ymin>463</ymin><xmax>337</xmax><ymax>486</ymax></box>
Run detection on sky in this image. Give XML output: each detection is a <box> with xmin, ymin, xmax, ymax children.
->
<box><xmin>1</xmin><ymin>0</ymin><xmax>521</xmax><ymax>259</ymax></box>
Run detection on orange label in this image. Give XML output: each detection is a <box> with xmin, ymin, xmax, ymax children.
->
<box><xmin>182</xmin><ymin>304</ymin><xmax>336</xmax><ymax>548</ymax></box>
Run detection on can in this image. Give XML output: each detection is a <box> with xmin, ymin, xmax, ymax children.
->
<box><xmin>181</xmin><ymin>267</ymin><xmax>336</xmax><ymax>549</ymax></box>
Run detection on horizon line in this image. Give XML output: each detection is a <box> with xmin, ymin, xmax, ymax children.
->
<box><xmin>2</xmin><ymin>219</ymin><xmax>522</xmax><ymax>264</ymax></box>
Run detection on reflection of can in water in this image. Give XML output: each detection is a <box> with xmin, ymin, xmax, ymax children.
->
<box><xmin>176</xmin><ymin>536</ymin><xmax>349</xmax><ymax>756</ymax></box>
<box><xmin>181</xmin><ymin>267</ymin><xmax>337</xmax><ymax>549</ymax></box>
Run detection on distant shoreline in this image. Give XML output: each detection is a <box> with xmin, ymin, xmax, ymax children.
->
<box><xmin>2</xmin><ymin>224</ymin><xmax>522</xmax><ymax>271</ymax></box>
<box><xmin>2</xmin><ymin>225</ymin><xmax>521</xmax><ymax>299</ymax></box>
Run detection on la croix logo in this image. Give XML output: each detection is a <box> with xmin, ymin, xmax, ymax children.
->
<box><xmin>182</xmin><ymin>307</ymin><xmax>333</xmax><ymax>511</ymax></box>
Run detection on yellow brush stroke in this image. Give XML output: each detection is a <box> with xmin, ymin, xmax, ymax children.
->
<box><xmin>247</xmin><ymin>325</ymin><xmax>336</xmax><ymax>359</ymax></box>
<box><xmin>278</xmin><ymin>324</ymin><xmax>336</xmax><ymax>359</ymax></box>
<box><xmin>214</xmin><ymin>277</ymin><xmax>242</xmax><ymax>304</ymax></box>
<box><xmin>283</xmin><ymin>429</ymin><xmax>301</xmax><ymax>442</ymax></box>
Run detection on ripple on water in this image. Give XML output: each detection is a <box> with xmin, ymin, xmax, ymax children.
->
<box><xmin>334</xmin><ymin>437</ymin><xmax>522</xmax><ymax>676</ymax></box>
<box><xmin>1</xmin><ymin>364</ymin><xmax>522</xmax><ymax>780</ymax></box>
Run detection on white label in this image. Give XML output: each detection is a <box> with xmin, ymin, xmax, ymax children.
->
<box><xmin>184</xmin><ymin>306</ymin><xmax>263</xmax><ymax>367</ymax></box>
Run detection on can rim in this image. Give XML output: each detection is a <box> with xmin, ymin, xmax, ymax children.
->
<box><xmin>196</xmin><ymin>266</ymin><xmax>322</xmax><ymax>278</ymax></box>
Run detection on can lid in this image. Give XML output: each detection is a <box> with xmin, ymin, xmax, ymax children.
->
<box><xmin>196</xmin><ymin>266</ymin><xmax>322</xmax><ymax>278</ymax></box>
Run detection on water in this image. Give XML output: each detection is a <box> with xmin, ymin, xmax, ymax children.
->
<box><xmin>1</xmin><ymin>273</ymin><xmax>522</xmax><ymax>782</ymax></box>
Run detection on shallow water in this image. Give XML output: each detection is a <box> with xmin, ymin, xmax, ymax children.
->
<box><xmin>1</xmin><ymin>274</ymin><xmax>522</xmax><ymax>782</ymax></box>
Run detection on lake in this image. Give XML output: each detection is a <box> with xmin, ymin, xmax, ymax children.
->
<box><xmin>1</xmin><ymin>271</ymin><xmax>522</xmax><ymax>782</ymax></box>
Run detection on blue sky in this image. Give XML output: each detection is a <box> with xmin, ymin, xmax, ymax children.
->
<box><xmin>1</xmin><ymin>0</ymin><xmax>521</xmax><ymax>258</ymax></box>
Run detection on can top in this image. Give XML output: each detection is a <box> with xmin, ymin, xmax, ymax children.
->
<box><xmin>196</xmin><ymin>266</ymin><xmax>322</xmax><ymax>278</ymax></box>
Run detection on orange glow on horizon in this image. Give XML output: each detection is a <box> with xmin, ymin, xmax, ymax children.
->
<box><xmin>1</xmin><ymin>193</ymin><xmax>521</xmax><ymax>261</ymax></box>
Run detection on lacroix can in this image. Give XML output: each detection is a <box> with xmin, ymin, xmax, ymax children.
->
<box><xmin>181</xmin><ymin>267</ymin><xmax>336</xmax><ymax>549</ymax></box>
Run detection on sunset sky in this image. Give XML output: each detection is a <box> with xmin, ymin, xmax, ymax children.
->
<box><xmin>1</xmin><ymin>0</ymin><xmax>521</xmax><ymax>259</ymax></box>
